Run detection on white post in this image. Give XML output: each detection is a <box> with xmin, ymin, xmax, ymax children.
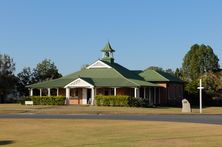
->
<box><xmin>134</xmin><ymin>88</ymin><xmax>137</xmax><ymax>98</ymax></box>
<box><xmin>30</xmin><ymin>88</ymin><xmax>33</xmax><ymax>96</ymax></box>
<box><xmin>39</xmin><ymin>89</ymin><xmax>42</xmax><ymax>97</ymax></box>
<box><xmin>56</xmin><ymin>88</ymin><xmax>59</xmax><ymax>96</ymax></box>
<box><xmin>197</xmin><ymin>79</ymin><xmax>204</xmax><ymax>113</ymax></box>
<box><xmin>48</xmin><ymin>88</ymin><xmax>51</xmax><ymax>96</ymax></box>
<box><xmin>82</xmin><ymin>88</ymin><xmax>87</xmax><ymax>105</ymax></box>
<box><xmin>66</xmin><ymin>88</ymin><xmax>70</xmax><ymax>98</ymax></box>
<box><xmin>91</xmin><ymin>87</ymin><xmax>95</xmax><ymax>105</ymax></box>
<box><xmin>66</xmin><ymin>88</ymin><xmax>70</xmax><ymax>105</ymax></box>
<box><xmin>114</xmin><ymin>88</ymin><xmax>117</xmax><ymax>96</ymax></box>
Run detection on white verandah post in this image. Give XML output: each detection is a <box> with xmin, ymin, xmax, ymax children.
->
<box><xmin>134</xmin><ymin>88</ymin><xmax>137</xmax><ymax>98</ymax></box>
<box><xmin>48</xmin><ymin>88</ymin><xmax>51</xmax><ymax>96</ymax></box>
<box><xmin>134</xmin><ymin>87</ymin><xmax>140</xmax><ymax>98</ymax></box>
<box><xmin>114</xmin><ymin>88</ymin><xmax>117</xmax><ymax>96</ymax></box>
<box><xmin>56</xmin><ymin>88</ymin><xmax>59</xmax><ymax>96</ymax></box>
<box><xmin>66</xmin><ymin>88</ymin><xmax>70</xmax><ymax>104</ymax></box>
<box><xmin>39</xmin><ymin>89</ymin><xmax>42</xmax><ymax>97</ymax></box>
<box><xmin>30</xmin><ymin>88</ymin><xmax>33</xmax><ymax>96</ymax></box>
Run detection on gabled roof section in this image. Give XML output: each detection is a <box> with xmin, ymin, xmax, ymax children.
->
<box><xmin>139</xmin><ymin>69</ymin><xmax>184</xmax><ymax>83</ymax></box>
<box><xmin>86</xmin><ymin>60</ymin><xmax>111</xmax><ymax>69</ymax></box>
<box><xmin>64</xmin><ymin>78</ymin><xmax>94</xmax><ymax>88</ymax></box>
<box><xmin>101</xmin><ymin>42</ymin><xmax>115</xmax><ymax>52</ymax></box>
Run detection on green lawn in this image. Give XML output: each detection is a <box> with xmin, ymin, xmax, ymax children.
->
<box><xmin>1</xmin><ymin>119</ymin><xmax>222</xmax><ymax>147</ymax></box>
<box><xmin>0</xmin><ymin>104</ymin><xmax>222</xmax><ymax>115</ymax></box>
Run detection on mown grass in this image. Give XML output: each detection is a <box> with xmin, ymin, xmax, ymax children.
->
<box><xmin>0</xmin><ymin>104</ymin><xmax>222</xmax><ymax>115</ymax></box>
<box><xmin>1</xmin><ymin>119</ymin><xmax>222</xmax><ymax>146</ymax></box>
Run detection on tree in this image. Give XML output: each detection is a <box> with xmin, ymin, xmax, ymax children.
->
<box><xmin>146</xmin><ymin>66</ymin><xmax>163</xmax><ymax>71</ymax></box>
<box><xmin>175</xmin><ymin>68</ymin><xmax>183</xmax><ymax>79</ymax></box>
<box><xmin>16</xmin><ymin>67</ymin><xmax>35</xmax><ymax>96</ymax></box>
<box><xmin>147</xmin><ymin>66</ymin><xmax>176</xmax><ymax>76</ymax></box>
<box><xmin>0</xmin><ymin>54</ymin><xmax>16</xmax><ymax>103</ymax></box>
<box><xmin>34</xmin><ymin>59</ymin><xmax>62</xmax><ymax>82</ymax></box>
<box><xmin>182</xmin><ymin>44</ymin><xmax>220</xmax><ymax>81</ymax></box>
<box><xmin>165</xmin><ymin>68</ymin><xmax>174</xmax><ymax>75</ymax></box>
<box><xmin>201</xmin><ymin>72</ymin><xmax>222</xmax><ymax>97</ymax></box>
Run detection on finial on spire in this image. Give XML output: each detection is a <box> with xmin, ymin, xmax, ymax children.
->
<box><xmin>101</xmin><ymin>41</ymin><xmax>115</xmax><ymax>52</ymax></box>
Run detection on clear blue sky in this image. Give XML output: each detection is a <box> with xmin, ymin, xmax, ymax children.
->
<box><xmin>0</xmin><ymin>0</ymin><xmax>222</xmax><ymax>75</ymax></box>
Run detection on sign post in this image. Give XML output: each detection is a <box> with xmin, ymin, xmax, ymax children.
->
<box><xmin>197</xmin><ymin>79</ymin><xmax>204</xmax><ymax>113</ymax></box>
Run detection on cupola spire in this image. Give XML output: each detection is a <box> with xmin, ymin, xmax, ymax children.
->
<box><xmin>101</xmin><ymin>42</ymin><xmax>115</xmax><ymax>63</ymax></box>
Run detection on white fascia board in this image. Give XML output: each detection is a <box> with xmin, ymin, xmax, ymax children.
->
<box><xmin>86</xmin><ymin>60</ymin><xmax>111</xmax><ymax>69</ymax></box>
<box><xmin>64</xmin><ymin>78</ymin><xmax>94</xmax><ymax>88</ymax></box>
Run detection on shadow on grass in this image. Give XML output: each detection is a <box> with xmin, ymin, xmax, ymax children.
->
<box><xmin>0</xmin><ymin>140</ymin><xmax>15</xmax><ymax>145</ymax></box>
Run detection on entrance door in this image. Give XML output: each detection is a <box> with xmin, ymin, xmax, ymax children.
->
<box><xmin>87</xmin><ymin>89</ymin><xmax>91</xmax><ymax>104</ymax></box>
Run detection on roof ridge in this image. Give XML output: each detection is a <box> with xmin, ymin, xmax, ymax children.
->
<box><xmin>107</xmin><ymin>63</ymin><xmax>141</xmax><ymax>87</ymax></box>
<box><xmin>152</xmin><ymin>70</ymin><xmax>170</xmax><ymax>81</ymax></box>
<box><xmin>112</xmin><ymin>68</ymin><xmax>140</xmax><ymax>86</ymax></box>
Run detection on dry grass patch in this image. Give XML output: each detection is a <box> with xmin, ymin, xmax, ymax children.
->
<box><xmin>0</xmin><ymin>104</ymin><xmax>222</xmax><ymax>115</ymax></box>
<box><xmin>0</xmin><ymin>119</ymin><xmax>222</xmax><ymax>146</ymax></box>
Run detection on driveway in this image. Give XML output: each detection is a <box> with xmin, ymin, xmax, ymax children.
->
<box><xmin>0</xmin><ymin>114</ymin><xmax>222</xmax><ymax>125</ymax></box>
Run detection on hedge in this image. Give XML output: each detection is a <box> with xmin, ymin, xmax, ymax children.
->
<box><xmin>21</xmin><ymin>96</ymin><xmax>66</xmax><ymax>105</ymax></box>
<box><xmin>95</xmin><ymin>95</ymin><xmax>129</xmax><ymax>107</ymax></box>
<box><xmin>95</xmin><ymin>95</ymin><xmax>152</xmax><ymax>107</ymax></box>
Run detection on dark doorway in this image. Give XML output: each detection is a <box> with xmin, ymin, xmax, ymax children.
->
<box><xmin>87</xmin><ymin>89</ymin><xmax>91</xmax><ymax>104</ymax></box>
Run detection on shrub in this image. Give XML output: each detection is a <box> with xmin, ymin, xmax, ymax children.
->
<box><xmin>25</xmin><ymin>96</ymin><xmax>66</xmax><ymax>105</ymax></box>
<box><xmin>128</xmin><ymin>97</ymin><xmax>146</xmax><ymax>107</ymax></box>
<box><xmin>95</xmin><ymin>95</ymin><xmax>129</xmax><ymax>107</ymax></box>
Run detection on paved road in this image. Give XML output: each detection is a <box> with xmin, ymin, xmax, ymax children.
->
<box><xmin>0</xmin><ymin>114</ymin><xmax>222</xmax><ymax>125</ymax></box>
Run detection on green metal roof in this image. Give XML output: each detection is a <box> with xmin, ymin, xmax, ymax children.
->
<box><xmin>139</xmin><ymin>69</ymin><xmax>184</xmax><ymax>83</ymax></box>
<box><xmin>101</xmin><ymin>42</ymin><xmax>115</xmax><ymax>52</ymax></box>
<box><xmin>27</xmin><ymin>60</ymin><xmax>159</xmax><ymax>88</ymax></box>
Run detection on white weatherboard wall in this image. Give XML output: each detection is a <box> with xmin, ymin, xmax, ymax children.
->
<box><xmin>82</xmin><ymin>88</ymin><xmax>87</xmax><ymax>104</ymax></box>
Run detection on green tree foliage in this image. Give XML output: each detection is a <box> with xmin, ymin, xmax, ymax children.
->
<box><xmin>34</xmin><ymin>59</ymin><xmax>62</xmax><ymax>82</ymax></box>
<box><xmin>185</xmin><ymin>72</ymin><xmax>222</xmax><ymax>105</ymax></box>
<box><xmin>147</xmin><ymin>66</ymin><xmax>176</xmax><ymax>76</ymax></box>
<box><xmin>175</xmin><ymin>68</ymin><xmax>183</xmax><ymax>79</ymax></box>
<box><xmin>201</xmin><ymin>72</ymin><xmax>222</xmax><ymax>96</ymax></box>
<box><xmin>16</xmin><ymin>67</ymin><xmax>35</xmax><ymax>96</ymax></box>
<box><xmin>182</xmin><ymin>44</ymin><xmax>220</xmax><ymax>81</ymax></box>
<box><xmin>16</xmin><ymin>59</ymin><xmax>62</xmax><ymax>96</ymax></box>
<box><xmin>147</xmin><ymin>66</ymin><xmax>163</xmax><ymax>71</ymax></box>
<box><xmin>185</xmin><ymin>80</ymin><xmax>199</xmax><ymax>95</ymax></box>
<box><xmin>0</xmin><ymin>54</ymin><xmax>16</xmax><ymax>103</ymax></box>
<box><xmin>165</xmin><ymin>68</ymin><xmax>174</xmax><ymax>75</ymax></box>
